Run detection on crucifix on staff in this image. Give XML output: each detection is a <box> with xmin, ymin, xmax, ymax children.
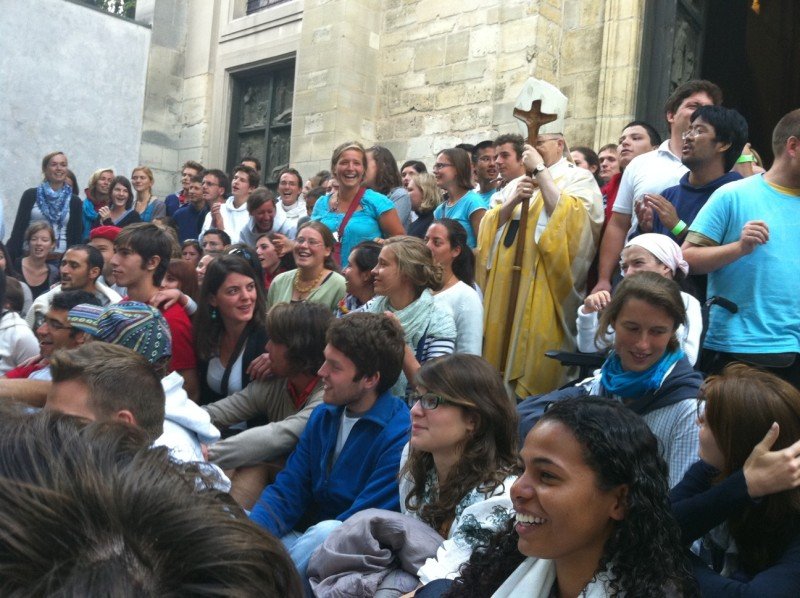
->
<box><xmin>477</xmin><ymin>77</ymin><xmax>604</xmax><ymax>397</ymax></box>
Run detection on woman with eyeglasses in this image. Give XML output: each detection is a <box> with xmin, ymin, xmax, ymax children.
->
<box><xmin>194</xmin><ymin>254</ymin><xmax>268</xmax><ymax>406</ymax></box>
<box><xmin>671</xmin><ymin>364</ymin><xmax>800</xmax><ymax>596</ymax></box>
<box><xmin>311</xmin><ymin>141</ymin><xmax>405</xmax><ymax>267</ymax></box>
<box><xmin>363</xmin><ymin>236</ymin><xmax>456</xmax><ymax>397</ymax></box>
<box><xmin>403</xmin><ymin>355</ymin><xmax>519</xmax><ymax>583</ymax></box>
<box><xmin>267</xmin><ymin>221</ymin><xmax>345</xmax><ymax>313</ymax></box>
<box><xmin>432</xmin><ymin>148</ymin><xmax>486</xmax><ymax>248</ymax></box>
<box><xmin>309</xmin><ymin>355</ymin><xmax>518</xmax><ymax>593</ymax></box>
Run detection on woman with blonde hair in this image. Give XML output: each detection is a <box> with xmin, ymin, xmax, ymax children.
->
<box><xmin>364</xmin><ymin>235</ymin><xmax>456</xmax><ymax>396</ymax></box>
<box><xmin>311</xmin><ymin>141</ymin><xmax>405</xmax><ymax>267</ymax></box>
<box><xmin>407</xmin><ymin>173</ymin><xmax>443</xmax><ymax>239</ymax></box>
<box><xmin>131</xmin><ymin>166</ymin><xmax>166</xmax><ymax>222</ymax></box>
<box><xmin>8</xmin><ymin>151</ymin><xmax>83</xmax><ymax>261</ymax></box>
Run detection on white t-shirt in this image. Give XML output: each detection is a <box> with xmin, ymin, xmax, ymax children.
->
<box><xmin>433</xmin><ymin>281</ymin><xmax>483</xmax><ymax>355</ymax></box>
<box><xmin>334</xmin><ymin>409</ymin><xmax>362</xmax><ymax>462</ymax></box>
<box><xmin>200</xmin><ymin>196</ymin><xmax>250</xmax><ymax>242</ymax></box>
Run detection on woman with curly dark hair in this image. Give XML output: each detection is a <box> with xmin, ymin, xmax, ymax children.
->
<box><xmin>400</xmin><ymin>354</ymin><xmax>519</xmax><ymax>585</ymax></box>
<box><xmin>672</xmin><ymin>364</ymin><xmax>800</xmax><ymax>595</ymax></box>
<box><xmin>427</xmin><ymin>396</ymin><xmax>695</xmax><ymax>598</ymax></box>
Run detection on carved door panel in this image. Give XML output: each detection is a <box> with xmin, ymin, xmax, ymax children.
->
<box><xmin>636</xmin><ymin>0</ymin><xmax>708</xmax><ymax>139</ymax></box>
<box><xmin>228</xmin><ymin>62</ymin><xmax>295</xmax><ymax>188</ymax></box>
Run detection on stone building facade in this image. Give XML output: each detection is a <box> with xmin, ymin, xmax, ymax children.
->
<box><xmin>136</xmin><ymin>0</ymin><xmax>649</xmax><ymax>194</ymax></box>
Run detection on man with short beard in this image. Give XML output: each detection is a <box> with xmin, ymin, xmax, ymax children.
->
<box><xmin>26</xmin><ymin>244</ymin><xmax>120</xmax><ymax>329</ymax></box>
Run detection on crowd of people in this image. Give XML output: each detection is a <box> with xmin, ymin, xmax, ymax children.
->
<box><xmin>1</xmin><ymin>77</ymin><xmax>799</xmax><ymax>597</ymax></box>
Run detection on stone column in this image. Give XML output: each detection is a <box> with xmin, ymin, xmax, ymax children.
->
<box><xmin>291</xmin><ymin>0</ymin><xmax>384</xmax><ymax>176</ymax></box>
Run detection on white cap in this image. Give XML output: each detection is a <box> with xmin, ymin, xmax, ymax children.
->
<box><xmin>514</xmin><ymin>77</ymin><xmax>568</xmax><ymax>136</ymax></box>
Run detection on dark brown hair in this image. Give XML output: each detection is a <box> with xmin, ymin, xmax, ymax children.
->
<box><xmin>195</xmin><ymin>255</ymin><xmax>267</xmax><ymax>361</ymax></box>
<box><xmin>366</xmin><ymin>146</ymin><xmax>403</xmax><ymax>195</ymax></box>
<box><xmin>597</xmin><ymin>271</ymin><xmax>685</xmax><ymax>353</ymax></box>
<box><xmin>327</xmin><ymin>313</ymin><xmax>405</xmax><ymax>395</ymax></box>
<box><xmin>267</xmin><ymin>302</ymin><xmax>332</xmax><ymax>376</ymax></box>
<box><xmin>402</xmin><ymin>355</ymin><xmax>518</xmax><ymax>535</ymax></box>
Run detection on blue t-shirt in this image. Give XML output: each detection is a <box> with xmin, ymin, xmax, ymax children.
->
<box><xmin>652</xmin><ymin>171</ymin><xmax>741</xmax><ymax>241</ymax></box>
<box><xmin>433</xmin><ymin>190</ymin><xmax>486</xmax><ymax>248</ymax></box>
<box><xmin>689</xmin><ymin>174</ymin><xmax>800</xmax><ymax>353</ymax></box>
<box><xmin>476</xmin><ymin>189</ymin><xmax>494</xmax><ymax>207</ymax></box>
<box><xmin>311</xmin><ymin>188</ymin><xmax>394</xmax><ymax>267</ymax></box>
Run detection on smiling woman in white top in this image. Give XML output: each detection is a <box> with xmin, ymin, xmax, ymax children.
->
<box><xmin>433</xmin><ymin>397</ymin><xmax>695</xmax><ymax>598</ymax></box>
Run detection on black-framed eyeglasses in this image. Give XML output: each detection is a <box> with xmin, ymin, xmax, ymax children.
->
<box><xmin>432</xmin><ymin>163</ymin><xmax>453</xmax><ymax>171</ymax></box>
<box><xmin>409</xmin><ymin>391</ymin><xmax>451</xmax><ymax>410</ymax></box>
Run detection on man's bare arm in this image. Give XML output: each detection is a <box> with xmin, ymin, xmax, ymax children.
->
<box><xmin>592</xmin><ymin>212</ymin><xmax>631</xmax><ymax>294</ymax></box>
<box><xmin>0</xmin><ymin>380</ymin><xmax>51</xmax><ymax>408</ymax></box>
<box><xmin>682</xmin><ymin>220</ymin><xmax>769</xmax><ymax>275</ymax></box>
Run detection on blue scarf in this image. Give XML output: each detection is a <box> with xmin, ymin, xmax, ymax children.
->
<box><xmin>600</xmin><ymin>349</ymin><xmax>685</xmax><ymax>398</ymax></box>
<box><xmin>36</xmin><ymin>181</ymin><xmax>72</xmax><ymax>237</ymax></box>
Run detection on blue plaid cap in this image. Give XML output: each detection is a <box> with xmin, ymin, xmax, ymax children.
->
<box><xmin>68</xmin><ymin>301</ymin><xmax>172</xmax><ymax>364</ymax></box>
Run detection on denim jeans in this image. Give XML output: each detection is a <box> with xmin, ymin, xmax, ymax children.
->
<box><xmin>282</xmin><ymin>519</ymin><xmax>343</xmax><ymax>596</ymax></box>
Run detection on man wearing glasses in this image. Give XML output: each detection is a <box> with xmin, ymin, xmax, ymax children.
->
<box><xmin>4</xmin><ymin>290</ymin><xmax>100</xmax><ymax>382</ymax></box>
<box><xmin>197</xmin><ymin>169</ymin><xmax>229</xmax><ymax>236</ymax></box>
<box><xmin>593</xmin><ymin>79</ymin><xmax>723</xmax><ymax>295</ymax></box>
<box><xmin>637</xmin><ymin>106</ymin><xmax>748</xmax><ymax>302</ymax></box>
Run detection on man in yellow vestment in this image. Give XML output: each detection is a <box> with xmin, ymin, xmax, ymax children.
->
<box><xmin>476</xmin><ymin>80</ymin><xmax>603</xmax><ymax>396</ymax></box>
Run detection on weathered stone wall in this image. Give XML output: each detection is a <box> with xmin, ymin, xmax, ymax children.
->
<box><xmin>290</xmin><ymin>0</ymin><xmax>645</xmax><ymax>174</ymax></box>
<box><xmin>0</xmin><ymin>0</ymin><xmax>150</xmax><ymax>233</ymax></box>
<box><xmin>136</xmin><ymin>0</ymin><xmax>192</xmax><ymax>198</ymax></box>
<box><xmin>160</xmin><ymin>0</ymin><xmax>646</xmax><ymax>182</ymax></box>
<box><xmin>291</xmin><ymin>0</ymin><xmax>383</xmax><ymax>178</ymax></box>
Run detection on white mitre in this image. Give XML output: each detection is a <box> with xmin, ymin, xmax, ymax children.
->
<box><xmin>514</xmin><ymin>77</ymin><xmax>568</xmax><ymax>136</ymax></box>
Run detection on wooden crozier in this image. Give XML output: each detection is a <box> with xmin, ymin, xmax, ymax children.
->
<box><xmin>499</xmin><ymin>100</ymin><xmax>557</xmax><ymax>377</ymax></box>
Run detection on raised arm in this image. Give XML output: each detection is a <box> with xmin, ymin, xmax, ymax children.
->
<box><xmin>682</xmin><ymin>220</ymin><xmax>769</xmax><ymax>275</ymax></box>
